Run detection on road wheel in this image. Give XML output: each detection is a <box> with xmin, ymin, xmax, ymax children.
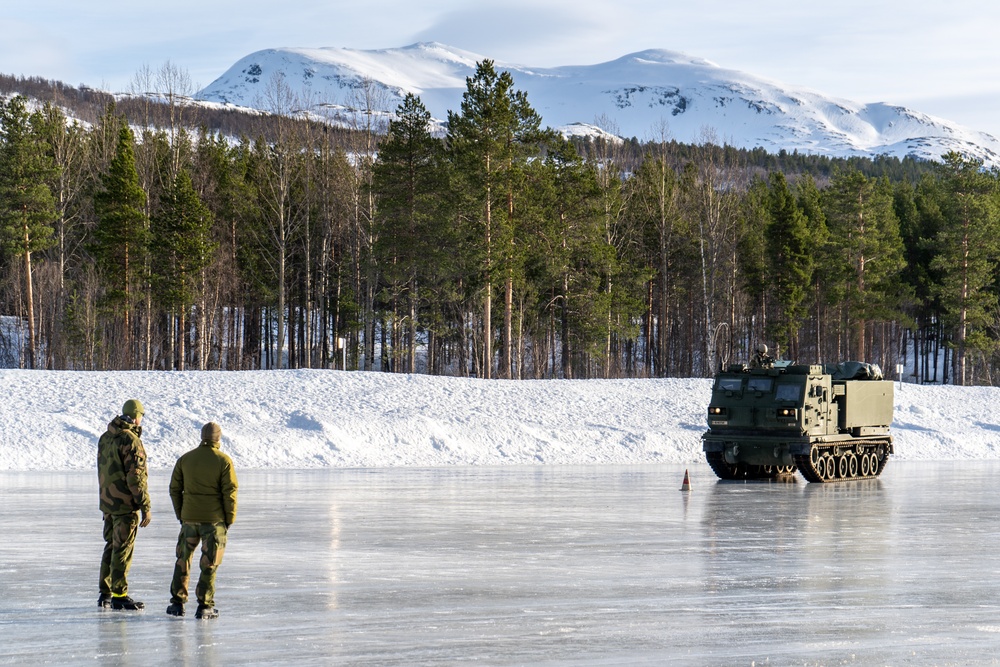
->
<box><xmin>823</xmin><ymin>456</ymin><xmax>836</xmax><ymax>481</ymax></box>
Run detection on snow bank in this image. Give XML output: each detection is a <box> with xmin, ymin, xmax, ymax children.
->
<box><xmin>1</xmin><ymin>369</ymin><xmax>995</xmax><ymax>470</ymax></box>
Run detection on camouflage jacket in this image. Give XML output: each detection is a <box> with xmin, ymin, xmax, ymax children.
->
<box><xmin>169</xmin><ymin>441</ymin><xmax>238</xmax><ymax>526</ymax></box>
<box><xmin>98</xmin><ymin>416</ymin><xmax>151</xmax><ymax>515</ymax></box>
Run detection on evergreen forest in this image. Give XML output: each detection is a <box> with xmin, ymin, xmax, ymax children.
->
<box><xmin>0</xmin><ymin>61</ymin><xmax>997</xmax><ymax>385</ymax></box>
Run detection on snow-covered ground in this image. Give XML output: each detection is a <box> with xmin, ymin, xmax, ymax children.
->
<box><xmin>1</xmin><ymin>369</ymin><xmax>995</xmax><ymax>471</ymax></box>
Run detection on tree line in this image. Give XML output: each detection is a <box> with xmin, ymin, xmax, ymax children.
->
<box><xmin>0</xmin><ymin>60</ymin><xmax>996</xmax><ymax>384</ymax></box>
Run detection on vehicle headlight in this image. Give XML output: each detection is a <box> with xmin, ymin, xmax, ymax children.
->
<box><xmin>709</xmin><ymin>406</ymin><xmax>726</xmax><ymax>416</ymax></box>
<box><xmin>777</xmin><ymin>408</ymin><xmax>797</xmax><ymax>420</ymax></box>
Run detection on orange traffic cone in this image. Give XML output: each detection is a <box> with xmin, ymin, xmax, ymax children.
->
<box><xmin>680</xmin><ymin>469</ymin><xmax>692</xmax><ymax>491</ymax></box>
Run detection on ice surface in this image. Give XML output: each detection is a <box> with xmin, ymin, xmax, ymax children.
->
<box><xmin>4</xmin><ymin>463</ymin><xmax>1000</xmax><ymax>665</ymax></box>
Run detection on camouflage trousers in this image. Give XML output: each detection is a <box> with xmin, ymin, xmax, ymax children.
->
<box><xmin>169</xmin><ymin>522</ymin><xmax>228</xmax><ymax>607</ymax></box>
<box><xmin>99</xmin><ymin>512</ymin><xmax>139</xmax><ymax>597</ymax></box>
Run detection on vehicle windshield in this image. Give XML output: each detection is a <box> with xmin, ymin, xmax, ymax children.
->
<box><xmin>747</xmin><ymin>377</ymin><xmax>773</xmax><ymax>392</ymax></box>
<box><xmin>775</xmin><ymin>384</ymin><xmax>801</xmax><ymax>401</ymax></box>
<box><xmin>717</xmin><ymin>377</ymin><xmax>743</xmax><ymax>392</ymax></box>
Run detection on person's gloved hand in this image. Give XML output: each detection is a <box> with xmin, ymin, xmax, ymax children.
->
<box><xmin>140</xmin><ymin>509</ymin><xmax>151</xmax><ymax>527</ymax></box>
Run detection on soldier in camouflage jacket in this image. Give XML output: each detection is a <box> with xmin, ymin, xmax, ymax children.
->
<box><xmin>98</xmin><ymin>398</ymin><xmax>151</xmax><ymax>611</ymax></box>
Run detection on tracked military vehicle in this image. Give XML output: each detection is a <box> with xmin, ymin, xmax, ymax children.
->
<box><xmin>702</xmin><ymin>346</ymin><xmax>894</xmax><ymax>483</ymax></box>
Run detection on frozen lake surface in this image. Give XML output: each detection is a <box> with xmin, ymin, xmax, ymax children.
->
<box><xmin>3</xmin><ymin>462</ymin><xmax>1000</xmax><ymax>665</ymax></box>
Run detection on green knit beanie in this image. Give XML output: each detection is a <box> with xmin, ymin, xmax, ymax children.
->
<box><xmin>122</xmin><ymin>399</ymin><xmax>144</xmax><ymax>419</ymax></box>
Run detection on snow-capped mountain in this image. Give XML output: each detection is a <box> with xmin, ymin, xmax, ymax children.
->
<box><xmin>196</xmin><ymin>42</ymin><xmax>1000</xmax><ymax>165</ymax></box>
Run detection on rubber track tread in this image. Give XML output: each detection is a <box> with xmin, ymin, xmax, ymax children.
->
<box><xmin>792</xmin><ymin>438</ymin><xmax>891</xmax><ymax>483</ymax></box>
<box><xmin>705</xmin><ymin>452</ymin><xmax>796</xmax><ymax>481</ymax></box>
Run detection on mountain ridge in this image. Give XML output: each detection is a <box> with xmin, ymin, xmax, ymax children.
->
<box><xmin>195</xmin><ymin>42</ymin><xmax>1000</xmax><ymax>165</ymax></box>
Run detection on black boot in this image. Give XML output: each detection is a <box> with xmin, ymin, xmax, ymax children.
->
<box><xmin>195</xmin><ymin>604</ymin><xmax>218</xmax><ymax>619</ymax></box>
<box><xmin>98</xmin><ymin>593</ymin><xmax>112</xmax><ymax>609</ymax></box>
<box><xmin>166</xmin><ymin>602</ymin><xmax>185</xmax><ymax>616</ymax></box>
<box><xmin>111</xmin><ymin>595</ymin><xmax>145</xmax><ymax>611</ymax></box>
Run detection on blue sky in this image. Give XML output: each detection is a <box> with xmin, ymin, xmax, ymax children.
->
<box><xmin>3</xmin><ymin>0</ymin><xmax>999</xmax><ymax>137</ymax></box>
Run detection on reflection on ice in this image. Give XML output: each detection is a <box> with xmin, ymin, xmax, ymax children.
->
<box><xmin>2</xmin><ymin>463</ymin><xmax>1000</xmax><ymax>665</ymax></box>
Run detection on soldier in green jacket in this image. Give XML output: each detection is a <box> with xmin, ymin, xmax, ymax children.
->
<box><xmin>166</xmin><ymin>422</ymin><xmax>238</xmax><ymax>619</ymax></box>
<box><xmin>98</xmin><ymin>398</ymin><xmax>151</xmax><ymax>611</ymax></box>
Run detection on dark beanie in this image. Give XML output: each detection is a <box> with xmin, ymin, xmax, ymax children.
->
<box><xmin>201</xmin><ymin>422</ymin><xmax>222</xmax><ymax>442</ymax></box>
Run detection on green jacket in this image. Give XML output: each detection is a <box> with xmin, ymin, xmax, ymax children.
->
<box><xmin>169</xmin><ymin>441</ymin><xmax>238</xmax><ymax>525</ymax></box>
<box><xmin>98</xmin><ymin>417</ymin><xmax>150</xmax><ymax>515</ymax></box>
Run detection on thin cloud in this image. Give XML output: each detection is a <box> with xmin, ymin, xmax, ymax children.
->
<box><xmin>412</xmin><ymin>2</ymin><xmax>609</xmax><ymax>66</ymax></box>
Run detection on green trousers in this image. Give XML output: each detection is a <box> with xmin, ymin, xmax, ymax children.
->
<box><xmin>99</xmin><ymin>512</ymin><xmax>139</xmax><ymax>597</ymax></box>
<box><xmin>169</xmin><ymin>522</ymin><xmax>228</xmax><ymax>607</ymax></box>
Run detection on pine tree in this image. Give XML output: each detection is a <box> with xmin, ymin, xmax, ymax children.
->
<box><xmin>92</xmin><ymin>122</ymin><xmax>149</xmax><ymax>368</ymax></box>
<box><xmin>795</xmin><ymin>175</ymin><xmax>828</xmax><ymax>359</ymax></box>
<box><xmin>0</xmin><ymin>95</ymin><xmax>59</xmax><ymax>368</ymax></box>
<box><xmin>536</xmin><ymin>137</ymin><xmax>606</xmax><ymax>378</ymax></box>
<box><xmin>903</xmin><ymin>175</ymin><xmax>950</xmax><ymax>380</ymax></box>
<box><xmin>932</xmin><ymin>152</ymin><xmax>1000</xmax><ymax>384</ymax></box>
<box><xmin>373</xmin><ymin>93</ymin><xmax>451</xmax><ymax>372</ymax></box>
<box><xmin>151</xmin><ymin>168</ymin><xmax>216</xmax><ymax>370</ymax></box>
<box><xmin>763</xmin><ymin>172</ymin><xmax>813</xmax><ymax>356</ymax></box>
<box><xmin>585</xmin><ymin>124</ymin><xmax>646</xmax><ymax>378</ymax></box>
<box><xmin>192</xmin><ymin>131</ymin><xmax>257</xmax><ymax>369</ymax></box>
<box><xmin>447</xmin><ymin>60</ymin><xmax>544</xmax><ymax>378</ymax></box>
<box><xmin>737</xmin><ymin>177</ymin><xmax>771</xmax><ymax>353</ymax></box>
<box><xmin>822</xmin><ymin>170</ymin><xmax>904</xmax><ymax>361</ymax></box>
